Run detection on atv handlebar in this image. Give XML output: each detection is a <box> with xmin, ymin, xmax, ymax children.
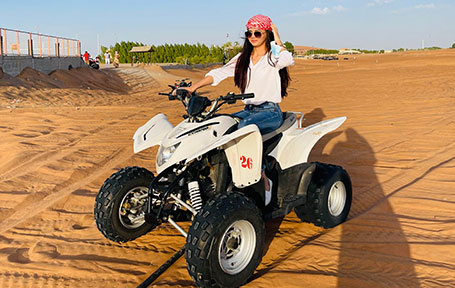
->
<box><xmin>219</xmin><ymin>92</ymin><xmax>255</xmax><ymax>101</ymax></box>
<box><xmin>159</xmin><ymin>91</ymin><xmax>254</xmax><ymax>100</ymax></box>
<box><xmin>158</xmin><ymin>81</ymin><xmax>255</xmax><ymax>120</ymax></box>
<box><xmin>158</xmin><ymin>92</ymin><xmax>179</xmax><ymax>101</ymax></box>
<box><xmin>159</xmin><ymin>89</ymin><xmax>192</xmax><ymax>102</ymax></box>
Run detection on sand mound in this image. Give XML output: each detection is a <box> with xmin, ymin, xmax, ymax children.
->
<box><xmin>145</xmin><ymin>64</ymin><xmax>167</xmax><ymax>73</ymax></box>
<box><xmin>139</xmin><ymin>65</ymin><xmax>180</xmax><ymax>84</ymax></box>
<box><xmin>144</xmin><ymin>65</ymin><xmax>176</xmax><ymax>81</ymax></box>
<box><xmin>50</xmin><ymin>67</ymin><xmax>130</xmax><ymax>93</ymax></box>
<box><xmin>17</xmin><ymin>67</ymin><xmax>64</xmax><ymax>88</ymax></box>
<box><xmin>0</xmin><ymin>66</ymin><xmax>130</xmax><ymax>93</ymax></box>
<box><xmin>0</xmin><ymin>66</ymin><xmax>133</xmax><ymax>106</ymax></box>
<box><xmin>0</xmin><ymin>67</ymin><xmax>13</xmax><ymax>81</ymax></box>
<box><xmin>0</xmin><ymin>69</ymin><xmax>25</xmax><ymax>87</ymax></box>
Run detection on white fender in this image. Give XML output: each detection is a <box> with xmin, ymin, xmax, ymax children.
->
<box><xmin>270</xmin><ymin>117</ymin><xmax>346</xmax><ymax>169</ymax></box>
<box><xmin>224</xmin><ymin>126</ymin><xmax>262</xmax><ymax>188</ymax></box>
<box><xmin>133</xmin><ymin>113</ymin><xmax>174</xmax><ymax>154</ymax></box>
<box><xmin>183</xmin><ymin>124</ymin><xmax>262</xmax><ymax>188</ymax></box>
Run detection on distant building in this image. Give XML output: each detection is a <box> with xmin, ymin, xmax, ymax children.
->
<box><xmin>293</xmin><ymin>45</ymin><xmax>323</xmax><ymax>56</ymax></box>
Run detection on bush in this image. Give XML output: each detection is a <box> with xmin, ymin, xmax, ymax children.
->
<box><xmin>452</xmin><ymin>43</ymin><xmax>455</xmax><ymax>49</ymax></box>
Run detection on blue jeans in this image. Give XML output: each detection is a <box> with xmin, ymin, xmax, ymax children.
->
<box><xmin>232</xmin><ymin>102</ymin><xmax>283</xmax><ymax>135</ymax></box>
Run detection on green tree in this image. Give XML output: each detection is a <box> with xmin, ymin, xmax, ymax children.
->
<box><xmin>104</xmin><ymin>41</ymin><xmax>240</xmax><ymax>64</ymax></box>
<box><xmin>283</xmin><ymin>41</ymin><xmax>294</xmax><ymax>54</ymax></box>
<box><xmin>452</xmin><ymin>43</ymin><xmax>455</xmax><ymax>49</ymax></box>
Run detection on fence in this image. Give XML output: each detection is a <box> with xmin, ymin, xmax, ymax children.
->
<box><xmin>0</xmin><ymin>27</ymin><xmax>81</xmax><ymax>58</ymax></box>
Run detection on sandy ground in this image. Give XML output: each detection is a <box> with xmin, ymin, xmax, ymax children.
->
<box><xmin>1</xmin><ymin>49</ymin><xmax>455</xmax><ymax>287</ymax></box>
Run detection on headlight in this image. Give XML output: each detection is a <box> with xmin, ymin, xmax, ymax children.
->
<box><xmin>157</xmin><ymin>143</ymin><xmax>180</xmax><ymax>166</ymax></box>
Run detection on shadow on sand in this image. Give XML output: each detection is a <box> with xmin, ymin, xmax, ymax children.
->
<box><xmin>252</xmin><ymin>108</ymin><xmax>420</xmax><ymax>287</ymax></box>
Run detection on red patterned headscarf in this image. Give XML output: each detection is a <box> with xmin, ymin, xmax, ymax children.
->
<box><xmin>246</xmin><ymin>14</ymin><xmax>272</xmax><ymax>31</ymax></box>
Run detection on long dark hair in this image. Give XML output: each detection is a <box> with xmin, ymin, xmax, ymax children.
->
<box><xmin>234</xmin><ymin>30</ymin><xmax>291</xmax><ymax>97</ymax></box>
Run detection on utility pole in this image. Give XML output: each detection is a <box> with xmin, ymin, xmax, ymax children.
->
<box><xmin>97</xmin><ymin>34</ymin><xmax>100</xmax><ymax>56</ymax></box>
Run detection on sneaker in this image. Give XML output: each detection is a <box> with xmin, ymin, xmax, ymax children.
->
<box><xmin>265</xmin><ymin>178</ymin><xmax>273</xmax><ymax>206</ymax></box>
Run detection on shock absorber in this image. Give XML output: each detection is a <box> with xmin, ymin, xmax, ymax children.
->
<box><xmin>188</xmin><ymin>181</ymin><xmax>203</xmax><ymax>212</ymax></box>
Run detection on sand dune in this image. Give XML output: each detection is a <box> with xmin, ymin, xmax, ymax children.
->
<box><xmin>1</xmin><ymin>50</ymin><xmax>455</xmax><ymax>287</ymax></box>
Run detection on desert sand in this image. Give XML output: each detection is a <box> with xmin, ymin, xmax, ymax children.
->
<box><xmin>1</xmin><ymin>49</ymin><xmax>455</xmax><ymax>287</ymax></box>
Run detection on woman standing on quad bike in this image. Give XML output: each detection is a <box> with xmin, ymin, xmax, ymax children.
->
<box><xmin>177</xmin><ymin>14</ymin><xmax>294</xmax><ymax>202</ymax></box>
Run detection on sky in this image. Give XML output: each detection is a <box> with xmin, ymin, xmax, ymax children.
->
<box><xmin>1</xmin><ymin>0</ymin><xmax>454</xmax><ymax>55</ymax></box>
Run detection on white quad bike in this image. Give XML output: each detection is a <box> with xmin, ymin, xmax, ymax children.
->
<box><xmin>94</xmin><ymin>80</ymin><xmax>352</xmax><ymax>287</ymax></box>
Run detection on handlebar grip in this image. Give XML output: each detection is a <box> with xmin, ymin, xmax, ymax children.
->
<box><xmin>237</xmin><ymin>93</ymin><xmax>255</xmax><ymax>99</ymax></box>
<box><xmin>158</xmin><ymin>92</ymin><xmax>169</xmax><ymax>96</ymax></box>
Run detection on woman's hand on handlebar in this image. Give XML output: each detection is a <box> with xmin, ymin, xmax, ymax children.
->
<box><xmin>172</xmin><ymin>87</ymin><xmax>195</xmax><ymax>96</ymax></box>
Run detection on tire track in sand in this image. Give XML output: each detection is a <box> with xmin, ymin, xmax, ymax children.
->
<box><xmin>0</xmin><ymin>110</ymin><xmax>146</xmax><ymax>183</ymax></box>
<box><xmin>0</xmin><ymin>139</ymin><xmax>82</xmax><ymax>182</ymax></box>
<box><xmin>349</xmin><ymin>141</ymin><xmax>455</xmax><ymax>219</ymax></box>
<box><xmin>0</xmin><ymin>147</ymin><xmax>132</xmax><ymax>234</ymax></box>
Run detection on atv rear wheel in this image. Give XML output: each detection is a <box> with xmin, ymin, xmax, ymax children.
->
<box><xmin>295</xmin><ymin>164</ymin><xmax>352</xmax><ymax>228</ymax></box>
<box><xmin>185</xmin><ymin>192</ymin><xmax>264</xmax><ymax>288</ymax></box>
<box><xmin>94</xmin><ymin>166</ymin><xmax>155</xmax><ymax>243</ymax></box>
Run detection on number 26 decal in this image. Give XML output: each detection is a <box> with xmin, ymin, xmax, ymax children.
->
<box><xmin>240</xmin><ymin>156</ymin><xmax>253</xmax><ymax>169</ymax></box>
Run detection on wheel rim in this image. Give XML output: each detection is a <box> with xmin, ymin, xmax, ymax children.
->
<box><xmin>328</xmin><ymin>181</ymin><xmax>347</xmax><ymax>217</ymax></box>
<box><xmin>218</xmin><ymin>220</ymin><xmax>256</xmax><ymax>275</ymax></box>
<box><xmin>118</xmin><ymin>186</ymin><xmax>148</xmax><ymax>229</ymax></box>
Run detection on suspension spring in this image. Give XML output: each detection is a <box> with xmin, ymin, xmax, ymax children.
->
<box><xmin>188</xmin><ymin>181</ymin><xmax>203</xmax><ymax>212</ymax></box>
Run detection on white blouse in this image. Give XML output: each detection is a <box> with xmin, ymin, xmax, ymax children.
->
<box><xmin>206</xmin><ymin>50</ymin><xmax>294</xmax><ymax>105</ymax></box>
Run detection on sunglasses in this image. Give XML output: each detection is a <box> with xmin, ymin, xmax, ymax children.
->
<box><xmin>245</xmin><ymin>30</ymin><xmax>263</xmax><ymax>38</ymax></box>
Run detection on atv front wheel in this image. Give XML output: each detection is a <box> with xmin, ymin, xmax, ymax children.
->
<box><xmin>94</xmin><ymin>166</ymin><xmax>155</xmax><ymax>242</ymax></box>
<box><xmin>185</xmin><ymin>192</ymin><xmax>265</xmax><ymax>288</ymax></box>
<box><xmin>295</xmin><ymin>164</ymin><xmax>352</xmax><ymax>228</ymax></box>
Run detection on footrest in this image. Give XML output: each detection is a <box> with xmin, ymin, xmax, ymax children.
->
<box><xmin>264</xmin><ymin>195</ymin><xmax>306</xmax><ymax>221</ymax></box>
<box><xmin>282</xmin><ymin>194</ymin><xmax>301</xmax><ymax>203</ymax></box>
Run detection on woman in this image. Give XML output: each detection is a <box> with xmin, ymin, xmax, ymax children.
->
<box><xmin>180</xmin><ymin>14</ymin><xmax>294</xmax><ymax>202</ymax></box>
<box><xmin>181</xmin><ymin>14</ymin><xmax>293</xmax><ymax>134</ymax></box>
